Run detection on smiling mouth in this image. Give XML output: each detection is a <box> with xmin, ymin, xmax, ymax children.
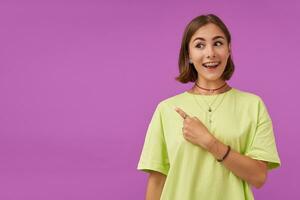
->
<box><xmin>202</xmin><ymin>62</ymin><xmax>220</xmax><ymax>69</ymax></box>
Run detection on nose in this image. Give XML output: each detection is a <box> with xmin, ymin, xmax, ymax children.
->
<box><xmin>205</xmin><ymin>45</ymin><xmax>216</xmax><ymax>58</ymax></box>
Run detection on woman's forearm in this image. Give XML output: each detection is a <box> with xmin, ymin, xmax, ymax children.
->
<box><xmin>145</xmin><ymin>171</ymin><xmax>166</xmax><ymax>200</ymax></box>
<box><xmin>207</xmin><ymin>136</ymin><xmax>268</xmax><ymax>189</ymax></box>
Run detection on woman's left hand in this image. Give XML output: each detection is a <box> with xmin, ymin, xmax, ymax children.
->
<box><xmin>175</xmin><ymin>107</ymin><xmax>214</xmax><ymax>150</ymax></box>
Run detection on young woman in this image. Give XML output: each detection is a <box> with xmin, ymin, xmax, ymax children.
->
<box><xmin>137</xmin><ymin>14</ymin><xmax>281</xmax><ymax>200</ymax></box>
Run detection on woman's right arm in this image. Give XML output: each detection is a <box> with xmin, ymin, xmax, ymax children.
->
<box><xmin>145</xmin><ymin>171</ymin><xmax>166</xmax><ymax>200</ymax></box>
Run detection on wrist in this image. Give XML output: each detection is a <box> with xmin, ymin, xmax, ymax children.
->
<box><xmin>217</xmin><ymin>145</ymin><xmax>231</xmax><ymax>162</ymax></box>
<box><xmin>207</xmin><ymin>137</ymin><xmax>228</xmax><ymax>161</ymax></box>
<box><xmin>206</xmin><ymin>135</ymin><xmax>218</xmax><ymax>152</ymax></box>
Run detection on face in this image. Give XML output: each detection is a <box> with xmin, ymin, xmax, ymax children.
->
<box><xmin>188</xmin><ymin>23</ymin><xmax>231</xmax><ymax>82</ymax></box>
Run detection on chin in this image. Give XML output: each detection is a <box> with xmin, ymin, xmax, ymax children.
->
<box><xmin>202</xmin><ymin>74</ymin><xmax>223</xmax><ymax>81</ymax></box>
<box><xmin>197</xmin><ymin>68</ymin><xmax>225</xmax><ymax>80</ymax></box>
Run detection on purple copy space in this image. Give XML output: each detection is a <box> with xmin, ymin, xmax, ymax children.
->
<box><xmin>0</xmin><ymin>0</ymin><xmax>299</xmax><ymax>199</ymax></box>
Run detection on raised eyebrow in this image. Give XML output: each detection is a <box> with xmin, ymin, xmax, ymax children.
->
<box><xmin>212</xmin><ymin>36</ymin><xmax>225</xmax><ymax>40</ymax></box>
<box><xmin>193</xmin><ymin>35</ymin><xmax>225</xmax><ymax>42</ymax></box>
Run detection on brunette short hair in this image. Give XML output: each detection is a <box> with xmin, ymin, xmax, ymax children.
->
<box><xmin>175</xmin><ymin>14</ymin><xmax>235</xmax><ymax>83</ymax></box>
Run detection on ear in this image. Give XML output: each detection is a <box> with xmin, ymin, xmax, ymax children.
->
<box><xmin>188</xmin><ymin>54</ymin><xmax>193</xmax><ymax>64</ymax></box>
<box><xmin>228</xmin><ymin>44</ymin><xmax>231</xmax><ymax>54</ymax></box>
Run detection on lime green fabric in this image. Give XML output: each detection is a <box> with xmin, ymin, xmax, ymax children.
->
<box><xmin>137</xmin><ymin>88</ymin><xmax>281</xmax><ymax>200</ymax></box>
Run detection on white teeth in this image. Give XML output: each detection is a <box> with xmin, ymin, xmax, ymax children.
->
<box><xmin>204</xmin><ymin>62</ymin><xmax>219</xmax><ymax>66</ymax></box>
<box><xmin>203</xmin><ymin>62</ymin><xmax>219</xmax><ymax>68</ymax></box>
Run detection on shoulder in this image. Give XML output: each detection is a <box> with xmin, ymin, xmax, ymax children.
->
<box><xmin>154</xmin><ymin>91</ymin><xmax>187</xmax><ymax>113</ymax></box>
<box><xmin>231</xmin><ymin>88</ymin><xmax>264</xmax><ymax>105</ymax></box>
<box><xmin>232</xmin><ymin>88</ymin><xmax>271</xmax><ymax>116</ymax></box>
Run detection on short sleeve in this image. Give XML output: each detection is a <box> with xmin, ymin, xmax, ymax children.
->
<box><xmin>245</xmin><ymin>97</ymin><xmax>281</xmax><ymax>170</ymax></box>
<box><xmin>137</xmin><ymin>103</ymin><xmax>170</xmax><ymax>176</ymax></box>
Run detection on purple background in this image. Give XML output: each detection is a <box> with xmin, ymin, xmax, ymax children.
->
<box><xmin>0</xmin><ymin>0</ymin><xmax>298</xmax><ymax>199</ymax></box>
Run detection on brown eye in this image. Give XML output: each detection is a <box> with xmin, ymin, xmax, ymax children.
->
<box><xmin>215</xmin><ymin>41</ymin><xmax>223</xmax><ymax>46</ymax></box>
<box><xmin>196</xmin><ymin>43</ymin><xmax>205</xmax><ymax>49</ymax></box>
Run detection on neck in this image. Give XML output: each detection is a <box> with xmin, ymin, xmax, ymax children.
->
<box><xmin>192</xmin><ymin>79</ymin><xmax>230</xmax><ymax>95</ymax></box>
<box><xmin>196</xmin><ymin>79</ymin><xmax>226</xmax><ymax>89</ymax></box>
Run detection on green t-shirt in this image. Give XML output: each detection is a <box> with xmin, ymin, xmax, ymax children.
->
<box><xmin>137</xmin><ymin>88</ymin><xmax>281</xmax><ymax>200</ymax></box>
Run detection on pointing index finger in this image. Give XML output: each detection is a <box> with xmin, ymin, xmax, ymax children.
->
<box><xmin>175</xmin><ymin>107</ymin><xmax>189</xmax><ymax>119</ymax></box>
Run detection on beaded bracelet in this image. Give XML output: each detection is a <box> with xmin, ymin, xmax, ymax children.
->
<box><xmin>217</xmin><ymin>145</ymin><xmax>231</xmax><ymax>162</ymax></box>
